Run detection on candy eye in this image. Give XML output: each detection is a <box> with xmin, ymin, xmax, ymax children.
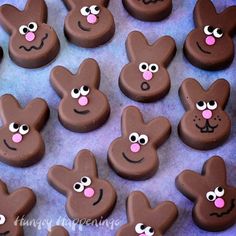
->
<box><xmin>135</xmin><ymin>223</ymin><xmax>145</xmax><ymax>233</ymax></box>
<box><xmin>71</xmin><ymin>88</ymin><xmax>81</xmax><ymax>98</ymax></box>
<box><xmin>80</xmin><ymin>176</ymin><xmax>92</xmax><ymax>187</ymax></box>
<box><xmin>196</xmin><ymin>101</ymin><xmax>207</xmax><ymax>111</ymax></box>
<box><xmin>204</xmin><ymin>25</ymin><xmax>214</xmax><ymax>35</ymax></box>
<box><xmin>215</xmin><ymin>186</ymin><xmax>225</xmax><ymax>197</ymax></box>
<box><xmin>145</xmin><ymin>226</ymin><xmax>155</xmax><ymax>236</ymax></box>
<box><xmin>19</xmin><ymin>124</ymin><xmax>30</xmax><ymax>135</ymax></box>
<box><xmin>149</xmin><ymin>64</ymin><xmax>159</xmax><ymax>73</ymax></box>
<box><xmin>90</xmin><ymin>5</ymin><xmax>100</xmax><ymax>15</ymax></box>
<box><xmin>81</xmin><ymin>6</ymin><xmax>90</xmax><ymax>16</ymax></box>
<box><xmin>213</xmin><ymin>28</ymin><xmax>223</xmax><ymax>38</ymax></box>
<box><xmin>129</xmin><ymin>132</ymin><xmax>139</xmax><ymax>143</ymax></box>
<box><xmin>139</xmin><ymin>62</ymin><xmax>149</xmax><ymax>72</ymax></box>
<box><xmin>206</xmin><ymin>191</ymin><xmax>216</xmax><ymax>201</ymax></box>
<box><xmin>80</xmin><ymin>86</ymin><xmax>90</xmax><ymax>96</ymax></box>
<box><xmin>9</xmin><ymin>122</ymin><xmax>19</xmax><ymax>133</ymax></box>
<box><xmin>19</xmin><ymin>25</ymin><xmax>28</xmax><ymax>35</ymax></box>
<box><xmin>139</xmin><ymin>134</ymin><xmax>149</xmax><ymax>145</ymax></box>
<box><xmin>207</xmin><ymin>100</ymin><xmax>217</xmax><ymax>110</ymax></box>
<box><xmin>0</xmin><ymin>215</ymin><xmax>6</xmax><ymax>225</ymax></box>
<box><xmin>73</xmin><ymin>182</ymin><xmax>84</xmax><ymax>192</ymax></box>
<box><xmin>28</xmin><ymin>22</ymin><xmax>38</xmax><ymax>32</ymax></box>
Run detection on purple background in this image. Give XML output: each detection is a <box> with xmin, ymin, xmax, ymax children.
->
<box><xmin>0</xmin><ymin>0</ymin><xmax>236</xmax><ymax>235</ymax></box>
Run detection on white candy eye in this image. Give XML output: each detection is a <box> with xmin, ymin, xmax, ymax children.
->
<box><xmin>71</xmin><ymin>88</ymin><xmax>81</xmax><ymax>98</ymax></box>
<box><xmin>139</xmin><ymin>62</ymin><xmax>149</xmax><ymax>72</ymax></box>
<box><xmin>196</xmin><ymin>101</ymin><xmax>207</xmax><ymax>111</ymax></box>
<box><xmin>80</xmin><ymin>6</ymin><xmax>90</xmax><ymax>16</ymax></box>
<box><xmin>129</xmin><ymin>132</ymin><xmax>139</xmax><ymax>143</ymax></box>
<box><xmin>9</xmin><ymin>122</ymin><xmax>19</xmax><ymax>133</ymax></box>
<box><xmin>19</xmin><ymin>25</ymin><xmax>28</xmax><ymax>35</ymax></box>
<box><xmin>215</xmin><ymin>187</ymin><xmax>225</xmax><ymax>197</ymax></box>
<box><xmin>19</xmin><ymin>124</ymin><xmax>30</xmax><ymax>135</ymax></box>
<box><xmin>213</xmin><ymin>28</ymin><xmax>223</xmax><ymax>38</ymax></box>
<box><xmin>73</xmin><ymin>182</ymin><xmax>84</xmax><ymax>192</ymax></box>
<box><xmin>80</xmin><ymin>176</ymin><xmax>92</xmax><ymax>187</ymax></box>
<box><xmin>204</xmin><ymin>25</ymin><xmax>214</xmax><ymax>35</ymax></box>
<box><xmin>145</xmin><ymin>226</ymin><xmax>155</xmax><ymax>236</ymax></box>
<box><xmin>149</xmin><ymin>64</ymin><xmax>159</xmax><ymax>73</ymax></box>
<box><xmin>80</xmin><ymin>86</ymin><xmax>90</xmax><ymax>96</ymax></box>
<box><xmin>138</xmin><ymin>134</ymin><xmax>149</xmax><ymax>145</ymax></box>
<box><xmin>28</xmin><ymin>22</ymin><xmax>38</xmax><ymax>32</ymax></box>
<box><xmin>135</xmin><ymin>223</ymin><xmax>145</xmax><ymax>233</ymax></box>
<box><xmin>207</xmin><ymin>100</ymin><xmax>217</xmax><ymax>110</ymax></box>
<box><xmin>0</xmin><ymin>215</ymin><xmax>6</xmax><ymax>225</ymax></box>
<box><xmin>206</xmin><ymin>191</ymin><xmax>216</xmax><ymax>201</ymax></box>
<box><xmin>90</xmin><ymin>5</ymin><xmax>100</xmax><ymax>15</ymax></box>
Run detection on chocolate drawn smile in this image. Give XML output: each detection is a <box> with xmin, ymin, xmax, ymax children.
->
<box><xmin>195</xmin><ymin>120</ymin><xmax>218</xmax><ymax>133</ymax></box>
<box><xmin>3</xmin><ymin>139</ymin><xmax>17</xmax><ymax>151</ymax></box>
<box><xmin>196</xmin><ymin>42</ymin><xmax>211</xmax><ymax>54</ymax></box>
<box><xmin>122</xmin><ymin>152</ymin><xmax>144</xmax><ymax>164</ymax></box>
<box><xmin>19</xmin><ymin>33</ymin><xmax>48</xmax><ymax>52</ymax></box>
<box><xmin>141</xmin><ymin>82</ymin><xmax>150</xmax><ymax>91</ymax></box>
<box><xmin>0</xmin><ymin>231</ymin><xmax>10</xmax><ymax>236</ymax></box>
<box><xmin>74</xmin><ymin>109</ymin><xmax>90</xmax><ymax>115</ymax></box>
<box><xmin>78</xmin><ymin>21</ymin><xmax>91</xmax><ymax>32</ymax></box>
<box><xmin>93</xmin><ymin>189</ymin><xmax>103</xmax><ymax>206</ymax></box>
<box><xmin>139</xmin><ymin>0</ymin><xmax>163</xmax><ymax>4</ymax></box>
<box><xmin>210</xmin><ymin>199</ymin><xmax>235</xmax><ymax>217</ymax></box>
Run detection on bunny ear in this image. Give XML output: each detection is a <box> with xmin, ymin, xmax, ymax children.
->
<box><xmin>221</xmin><ymin>7</ymin><xmax>236</xmax><ymax>35</ymax></box>
<box><xmin>63</xmin><ymin>0</ymin><xmax>109</xmax><ymax>10</ymax></box>
<box><xmin>0</xmin><ymin>180</ymin><xmax>8</xmax><ymax>196</ymax></box>
<box><xmin>121</xmin><ymin>106</ymin><xmax>144</xmax><ymax>136</ymax></box>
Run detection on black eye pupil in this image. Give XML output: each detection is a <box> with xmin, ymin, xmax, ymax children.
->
<box><xmin>198</xmin><ymin>101</ymin><xmax>204</xmax><ymax>106</ymax></box>
<box><xmin>13</xmin><ymin>123</ymin><xmax>19</xmax><ymax>129</ymax></box>
<box><xmin>208</xmin><ymin>26</ymin><xmax>214</xmax><ymax>32</ymax></box>
<box><xmin>75</xmin><ymin>184</ymin><xmax>81</xmax><ymax>189</ymax></box>
<box><xmin>74</xmin><ymin>89</ymin><xmax>79</xmax><ymax>94</ymax></box>
<box><xmin>86</xmin><ymin>8</ymin><xmax>90</xmax><ymax>12</ymax></box>
<box><xmin>131</xmin><ymin>136</ymin><xmax>136</xmax><ymax>141</ymax></box>
<box><xmin>217</xmin><ymin>29</ymin><xmax>222</xmax><ymax>34</ymax></box>
<box><xmin>142</xmin><ymin>65</ymin><xmax>147</xmax><ymax>69</ymax></box>
<box><xmin>149</xmin><ymin>228</ymin><xmax>154</xmax><ymax>233</ymax></box>
<box><xmin>22</xmin><ymin>125</ymin><xmax>28</xmax><ymax>131</ymax></box>
<box><xmin>82</xmin><ymin>178</ymin><xmax>87</xmax><ymax>183</ymax></box>
<box><xmin>83</xmin><ymin>86</ymin><xmax>88</xmax><ymax>91</ymax></box>
<box><xmin>209</xmin><ymin>195</ymin><xmax>214</xmax><ymax>200</ymax></box>
<box><xmin>151</xmin><ymin>66</ymin><xmax>156</xmax><ymax>70</ymax></box>
<box><xmin>140</xmin><ymin>138</ymin><xmax>145</xmax><ymax>144</ymax></box>
<box><xmin>29</xmin><ymin>24</ymin><xmax>33</xmax><ymax>29</ymax></box>
<box><xmin>209</xmin><ymin>100</ymin><xmax>215</xmax><ymax>106</ymax></box>
<box><xmin>140</xmin><ymin>225</ymin><xmax>145</xmax><ymax>230</ymax></box>
<box><xmin>23</xmin><ymin>28</ymin><xmax>28</xmax><ymax>33</ymax></box>
<box><xmin>218</xmin><ymin>187</ymin><xmax>222</xmax><ymax>192</ymax></box>
<box><xmin>95</xmin><ymin>6</ymin><xmax>99</xmax><ymax>11</ymax></box>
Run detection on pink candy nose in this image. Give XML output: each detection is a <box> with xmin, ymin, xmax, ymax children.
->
<box><xmin>87</xmin><ymin>14</ymin><xmax>97</xmax><ymax>24</ymax></box>
<box><xmin>202</xmin><ymin>109</ymin><xmax>212</xmax><ymax>119</ymax></box>
<box><xmin>214</xmin><ymin>198</ymin><xmax>225</xmax><ymax>209</ymax></box>
<box><xmin>130</xmin><ymin>143</ymin><xmax>141</xmax><ymax>153</ymax></box>
<box><xmin>84</xmin><ymin>187</ymin><xmax>95</xmax><ymax>198</ymax></box>
<box><xmin>143</xmin><ymin>71</ymin><xmax>153</xmax><ymax>81</ymax></box>
<box><xmin>78</xmin><ymin>96</ymin><xmax>88</xmax><ymax>106</ymax></box>
<box><xmin>205</xmin><ymin>36</ymin><xmax>216</xmax><ymax>46</ymax></box>
<box><xmin>12</xmin><ymin>133</ymin><xmax>23</xmax><ymax>143</ymax></box>
<box><xmin>25</xmin><ymin>32</ymin><xmax>35</xmax><ymax>42</ymax></box>
<box><xmin>139</xmin><ymin>234</ymin><xmax>146</xmax><ymax>236</ymax></box>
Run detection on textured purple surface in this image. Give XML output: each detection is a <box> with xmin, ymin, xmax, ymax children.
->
<box><xmin>0</xmin><ymin>0</ymin><xmax>236</xmax><ymax>235</ymax></box>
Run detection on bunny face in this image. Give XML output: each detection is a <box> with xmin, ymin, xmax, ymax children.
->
<box><xmin>176</xmin><ymin>156</ymin><xmax>236</xmax><ymax>231</ymax></box>
<box><xmin>63</xmin><ymin>0</ymin><xmax>115</xmax><ymax>48</ymax></box>
<box><xmin>184</xmin><ymin>0</ymin><xmax>236</xmax><ymax>70</ymax></box>
<box><xmin>0</xmin><ymin>94</ymin><xmax>49</xmax><ymax>167</ymax></box>
<box><xmin>119</xmin><ymin>31</ymin><xmax>176</xmax><ymax>102</ymax></box>
<box><xmin>48</xmin><ymin>226</ymin><xmax>69</xmax><ymax>236</ymax></box>
<box><xmin>0</xmin><ymin>0</ymin><xmax>60</xmax><ymax>68</ymax></box>
<box><xmin>117</xmin><ymin>191</ymin><xmax>178</xmax><ymax>236</ymax></box>
<box><xmin>51</xmin><ymin>59</ymin><xmax>110</xmax><ymax>133</ymax></box>
<box><xmin>48</xmin><ymin>150</ymin><xmax>117</xmax><ymax>221</ymax></box>
<box><xmin>108</xmin><ymin>106</ymin><xmax>171</xmax><ymax>180</ymax></box>
<box><xmin>178</xmin><ymin>79</ymin><xmax>231</xmax><ymax>150</ymax></box>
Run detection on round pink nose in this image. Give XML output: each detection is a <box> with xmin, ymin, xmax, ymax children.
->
<box><xmin>78</xmin><ymin>96</ymin><xmax>88</xmax><ymax>106</ymax></box>
<box><xmin>143</xmin><ymin>71</ymin><xmax>153</xmax><ymax>81</ymax></box>
<box><xmin>84</xmin><ymin>187</ymin><xmax>95</xmax><ymax>198</ymax></box>
<box><xmin>25</xmin><ymin>32</ymin><xmax>36</xmax><ymax>42</ymax></box>
<box><xmin>202</xmin><ymin>110</ymin><xmax>212</xmax><ymax>119</ymax></box>
<box><xmin>205</xmin><ymin>36</ymin><xmax>216</xmax><ymax>46</ymax></box>
<box><xmin>139</xmin><ymin>234</ymin><xmax>146</xmax><ymax>236</ymax></box>
<box><xmin>214</xmin><ymin>198</ymin><xmax>225</xmax><ymax>209</ymax></box>
<box><xmin>87</xmin><ymin>14</ymin><xmax>97</xmax><ymax>24</ymax></box>
<box><xmin>130</xmin><ymin>143</ymin><xmax>141</xmax><ymax>153</ymax></box>
<box><xmin>12</xmin><ymin>133</ymin><xmax>23</xmax><ymax>143</ymax></box>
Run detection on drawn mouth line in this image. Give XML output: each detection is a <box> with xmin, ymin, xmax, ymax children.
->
<box><xmin>0</xmin><ymin>231</ymin><xmax>10</xmax><ymax>236</ymax></box>
<box><xmin>141</xmin><ymin>82</ymin><xmax>150</xmax><ymax>91</ymax></box>
<box><xmin>74</xmin><ymin>109</ymin><xmax>90</xmax><ymax>115</ymax></box>
<box><xmin>196</xmin><ymin>42</ymin><xmax>211</xmax><ymax>54</ymax></box>
<box><xmin>93</xmin><ymin>189</ymin><xmax>103</xmax><ymax>206</ymax></box>
<box><xmin>78</xmin><ymin>21</ymin><xmax>91</xmax><ymax>32</ymax></box>
<box><xmin>139</xmin><ymin>0</ymin><xmax>163</xmax><ymax>4</ymax></box>
<box><xmin>122</xmin><ymin>152</ymin><xmax>144</xmax><ymax>164</ymax></box>
<box><xmin>196</xmin><ymin>120</ymin><xmax>218</xmax><ymax>133</ymax></box>
<box><xmin>210</xmin><ymin>199</ymin><xmax>235</xmax><ymax>217</ymax></box>
<box><xmin>19</xmin><ymin>33</ymin><xmax>49</xmax><ymax>52</ymax></box>
<box><xmin>3</xmin><ymin>139</ymin><xmax>17</xmax><ymax>151</ymax></box>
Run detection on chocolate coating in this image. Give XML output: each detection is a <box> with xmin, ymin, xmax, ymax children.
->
<box><xmin>119</xmin><ymin>31</ymin><xmax>176</xmax><ymax>103</ymax></box>
<box><xmin>108</xmin><ymin>106</ymin><xmax>171</xmax><ymax>180</ymax></box>
<box><xmin>63</xmin><ymin>0</ymin><xmax>115</xmax><ymax>48</ymax></box>
<box><xmin>0</xmin><ymin>0</ymin><xmax>60</xmax><ymax>68</ymax></box>
<box><xmin>178</xmin><ymin>78</ymin><xmax>231</xmax><ymax>150</ymax></box>
<box><xmin>123</xmin><ymin>0</ymin><xmax>172</xmax><ymax>22</ymax></box>
<box><xmin>184</xmin><ymin>0</ymin><xmax>236</xmax><ymax>70</ymax></box>
<box><xmin>117</xmin><ymin>191</ymin><xmax>178</xmax><ymax>236</ymax></box>
<box><xmin>48</xmin><ymin>226</ymin><xmax>69</xmax><ymax>236</ymax></box>
<box><xmin>48</xmin><ymin>149</ymin><xmax>117</xmax><ymax>222</ymax></box>
<box><xmin>176</xmin><ymin>156</ymin><xmax>236</xmax><ymax>232</ymax></box>
<box><xmin>50</xmin><ymin>59</ymin><xmax>110</xmax><ymax>133</ymax></box>
<box><xmin>0</xmin><ymin>94</ymin><xmax>50</xmax><ymax>167</ymax></box>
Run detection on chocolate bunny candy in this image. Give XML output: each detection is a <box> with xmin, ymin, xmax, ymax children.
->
<box><xmin>123</xmin><ymin>0</ymin><xmax>172</xmax><ymax>22</ymax></box>
<box><xmin>63</xmin><ymin>0</ymin><xmax>115</xmax><ymax>48</ymax></box>
<box><xmin>176</xmin><ymin>156</ymin><xmax>236</xmax><ymax>232</ymax></box>
<box><xmin>184</xmin><ymin>0</ymin><xmax>236</xmax><ymax>70</ymax></box>
<box><xmin>117</xmin><ymin>191</ymin><xmax>178</xmax><ymax>236</ymax></box>
<box><xmin>178</xmin><ymin>78</ymin><xmax>231</xmax><ymax>150</ymax></box>
<box><xmin>108</xmin><ymin>106</ymin><xmax>171</xmax><ymax>180</ymax></box>
<box><xmin>0</xmin><ymin>94</ymin><xmax>50</xmax><ymax>167</ymax></box>
<box><xmin>50</xmin><ymin>59</ymin><xmax>110</xmax><ymax>132</ymax></box>
<box><xmin>0</xmin><ymin>0</ymin><xmax>60</xmax><ymax>68</ymax></box>
<box><xmin>48</xmin><ymin>226</ymin><xmax>69</xmax><ymax>236</ymax></box>
<box><xmin>0</xmin><ymin>179</ymin><xmax>36</xmax><ymax>236</ymax></box>
<box><xmin>48</xmin><ymin>149</ymin><xmax>117</xmax><ymax>222</ymax></box>
<box><xmin>119</xmin><ymin>31</ymin><xmax>176</xmax><ymax>103</ymax></box>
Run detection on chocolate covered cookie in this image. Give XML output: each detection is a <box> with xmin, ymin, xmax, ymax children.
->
<box><xmin>117</xmin><ymin>191</ymin><xmax>178</xmax><ymax>236</ymax></box>
<box><xmin>108</xmin><ymin>106</ymin><xmax>171</xmax><ymax>180</ymax></box>
<box><xmin>48</xmin><ymin>149</ymin><xmax>117</xmax><ymax>222</ymax></box>
<box><xmin>178</xmin><ymin>78</ymin><xmax>231</xmax><ymax>150</ymax></box>
<box><xmin>123</xmin><ymin>0</ymin><xmax>172</xmax><ymax>22</ymax></box>
<box><xmin>184</xmin><ymin>0</ymin><xmax>236</xmax><ymax>70</ymax></box>
<box><xmin>0</xmin><ymin>179</ymin><xmax>36</xmax><ymax>236</ymax></box>
<box><xmin>0</xmin><ymin>0</ymin><xmax>60</xmax><ymax>68</ymax></box>
<box><xmin>176</xmin><ymin>156</ymin><xmax>236</xmax><ymax>232</ymax></box>
<box><xmin>50</xmin><ymin>59</ymin><xmax>110</xmax><ymax>132</ymax></box>
<box><xmin>0</xmin><ymin>94</ymin><xmax>50</xmax><ymax>167</ymax></box>
<box><xmin>63</xmin><ymin>0</ymin><xmax>115</xmax><ymax>48</ymax></box>
<box><xmin>48</xmin><ymin>226</ymin><xmax>69</xmax><ymax>236</ymax></box>
<box><xmin>119</xmin><ymin>31</ymin><xmax>176</xmax><ymax>103</ymax></box>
